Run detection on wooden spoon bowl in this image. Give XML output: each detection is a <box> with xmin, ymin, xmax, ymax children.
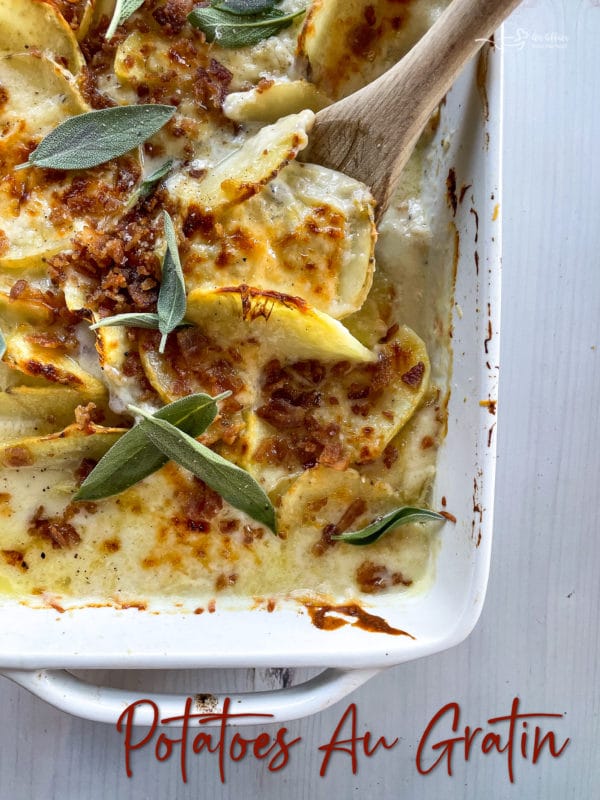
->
<box><xmin>301</xmin><ymin>0</ymin><xmax>522</xmax><ymax>220</ymax></box>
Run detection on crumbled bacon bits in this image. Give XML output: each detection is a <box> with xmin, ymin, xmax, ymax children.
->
<box><xmin>29</xmin><ymin>506</ymin><xmax>81</xmax><ymax>550</ymax></box>
<box><xmin>49</xmin><ymin>209</ymin><xmax>162</xmax><ymax>316</ymax></box>
<box><xmin>401</xmin><ymin>361</ymin><xmax>425</xmax><ymax>388</ymax></box>
<box><xmin>75</xmin><ymin>458</ymin><xmax>98</xmax><ymax>486</ymax></box>
<box><xmin>194</xmin><ymin>59</ymin><xmax>233</xmax><ymax>112</ymax></box>
<box><xmin>356</xmin><ymin>561</ymin><xmax>413</xmax><ymax>594</ymax></box>
<box><xmin>74</xmin><ymin>402</ymin><xmax>104</xmax><ymax>432</ymax></box>
<box><xmin>153</xmin><ymin>0</ymin><xmax>196</xmax><ymax>36</ymax></box>
<box><xmin>312</xmin><ymin>498</ymin><xmax>367</xmax><ymax>557</ymax></box>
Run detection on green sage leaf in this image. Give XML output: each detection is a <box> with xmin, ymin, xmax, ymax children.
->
<box><xmin>75</xmin><ymin>392</ymin><xmax>229</xmax><ymax>501</ymax></box>
<box><xmin>127</xmin><ymin>159</ymin><xmax>174</xmax><ymax>210</ymax></box>
<box><xmin>157</xmin><ymin>211</ymin><xmax>187</xmax><ymax>354</ymax></box>
<box><xmin>188</xmin><ymin>5</ymin><xmax>306</xmax><ymax>48</ymax></box>
<box><xmin>21</xmin><ymin>105</ymin><xmax>176</xmax><ymax>171</ymax></box>
<box><xmin>106</xmin><ymin>0</ymin><xmax>147</xmax><ymax>39</ymax></box>
<box><xmin>131</xmin><ymin>407</ymin><xmax>277</xmax><ymax>533</ymax></box>
<box><xmin>211</xmin><ymin>0</ymin><xmax>279</xmax><ymax>15</ymax></box>
<box><xmin>0</xmin><ymin>327</ymin><xmax>6</xmax><ymax>359</ymax></box>
<box><xmin>90</xmin><ymin>313</ymin><xmax>162</xmax><ymax>331</ymax></box>
<box><xmin>332</xmin><ymin>507</ymin><xmax>445</xmax><ymax>546</ymax></box>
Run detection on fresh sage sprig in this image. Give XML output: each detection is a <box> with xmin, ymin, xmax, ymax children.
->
<box><xmin>126</xmin><ymin>159</ymin><xmax>174</xmax><ymax>211</ymax></box>
<box><xmin>131</xmin><ymin>405</ymin><xmax>277</xmax><ymax>532</ymax></box>
<box><xmin>106</xmin><ymin>0</ymin><xmax>147</xmax><ymax>40</ymax></box>
<box><xmin>90</xmin><ymin>211</ymin><xmax>188</xmax><ymax>349</ymax></box>
<box><xmin>158</xmin><ymin>211</ymin><xmax>186</xmax><ymax>354</ymax></box>
<box><xmin>17</xmin><ymin>105</ymin><xmax>176</xmax><ymax>171</ymax></box>
<box><xmin>75</xmin><ymin>392</ymin><xmax>229</xmax><ymax>501</ymax></box>
<box><xmin>212</xmin><ymin>1</ymin><xmax>281</xmax><ymax>14</ymax></box>
<box><xmin>188</xmin><ymin>3</ymin><xmax>306</xmax><ymax>48</ymax></box>
<box><xmin>0</xmin><ymin>327</ymin><xmax>6</xmax><ymax>359</ymax></box>
<box><xmin>332</xmin><ymin>507</ymin><xmax>445</xmax><ymax>547</ymax></box>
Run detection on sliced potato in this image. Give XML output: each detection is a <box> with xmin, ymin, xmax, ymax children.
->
<box><xmin>223</xmin><ymin>80</ymin><xmax>330</xmax><ymax>123</ymax></box>
<box><xmin>76</xmin><ymin>0</ymin><xmax>97</xmax><ymax>40</ymax></box>
<box><xmin>297</xmin><ymin>0</ymin><xmax>450</xmax><ymax>100</ymax></box>
<box><xmin>225</xmin><ymin>413</ymin><xmax>300</xmax><ymax>491</ymax></box>
<box><xmin>167</xmin><ymin>111</ymin><xmax>314</xmax><ymax>213</ymax></box>
<box><xmin>244</xmin><ymin>324</ymin><xmax>430</xmax><ymax>490</ymax></box>
<box><xmin>112</xmin><ymin>28</ymin><xmax>226</xmax><ymax>160</ymax></box>
<box><xmin>0</xmin><ymin>53</ymin><xmax>86</xmax><ymax>148</ymax></box>
<box><xmin>0</xmin><ymin>386</ymin><xmax>93</xmax><ymax>441</ymax></box>
<box><xmin>358</xmin><ymin>389</ymin><xmax>444</xmax><ymax>505</ymax></box>
<box><xmin>137</xmin><ymin>290</ymin><xmax>427</xmax><ymax>491</ymax></box>
<box><xmin>181</xmin><ymin>161</ymin><xmax>376</xmax><ymax>319</ymax></box>
<box><xmin>52</xmin><ymin>0</ymin><xmax>98</xmax><ymax>41</ymax></box>
<box><xmin>0</xmin><ymin>290</ymin><xmax>55</xmax><ymax>326</ymax></box>
<box><xmin>115</xmin><ymin>31</ymin><xmax>177</xmax><ymax>87</ymax></box>
<box><xmin>137</xmin><ymin>285</ymin><xmax>373</xmax><ymax>435</ymax></box>
<box><xmin>0</xmin><ymin>0</ymin><xmax>85</xmax><ymax>75</ymax></box>
<box><xmin>0</xmin><ymin>423</ymin><xmax>125</xmax><ymax>469</ymax></box>
<box><xmin>0</xmin><ymin>54</ymin><xmax>89</xmax><ymax>270</ymax></box>
<box><xmin>185</xmin><ymin>287</ymin><xmax>374</xmax><ymax>365</ymax></box>
<box><xmin>276</xmin><ymin>466</ymin><xmax>433</xmax><ymax>596</ymax></box>
<box><xmin>4</xmin><ymin>329</ymin><xmax>106</xmax><ymax>399</ymax></box>
<box><xmin>88</xmin><ymin>0</ymin><xmax>114</xmax><ymax>29</ymax></box>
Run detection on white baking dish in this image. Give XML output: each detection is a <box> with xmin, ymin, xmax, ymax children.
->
<box><xmin>0</xmin><ymin>37</ymin><xmax>503</xmax><ymax>725</ymax></box>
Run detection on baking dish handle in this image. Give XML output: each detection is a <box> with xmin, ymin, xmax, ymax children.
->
<box><xmin>2</xmin><ymin>667</ymin><xmax>380</xmax><ymax>726</ymax></box>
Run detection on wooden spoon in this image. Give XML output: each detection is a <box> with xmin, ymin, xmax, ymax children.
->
<box><xmin>301</xmin><ymin>0</ymin><xmax>521</xmax><ymax>220</ymax></box>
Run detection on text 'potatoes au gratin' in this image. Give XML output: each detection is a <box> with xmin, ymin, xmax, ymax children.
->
<box><xmin>0</xmin><ymin>0</ymin><xmax>455</xmax><ymax>610</ymax></box>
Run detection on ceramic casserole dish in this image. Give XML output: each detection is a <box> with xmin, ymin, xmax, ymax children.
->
<box><xmin>0</xmin><ymin>7</ymin><xmax>502</xmax><ymax>725</ymax></box>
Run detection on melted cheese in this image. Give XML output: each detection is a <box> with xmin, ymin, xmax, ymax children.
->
<box><xmin>0</xmin><ymin>0</ymin><xmax>453</xmax><ymax>608</ymax></box>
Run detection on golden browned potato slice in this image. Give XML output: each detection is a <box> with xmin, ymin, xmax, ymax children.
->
<box><xmin>0</xmin><ymin>53</ymin><xmax>86</xmax><ymax>149</ymax></box>
<box><xmin>242</xmin><ymin>323</ymin><xmax>430</xmax><ymax>490</ymax></box>
<box><xmin>0</xmin><ymin>290</ymin><xmax>55</xmax><ymax>326</ymax></box>
<box><xmin>297</xmin><ymin>0</ymin><xmax>450</xmax><ymax>100</ymax></box>
<box><xmin>223</xmin><ymin>80</ymin><xmax>330</xmax><ymax>123</ymax></box>
<box><xmin>0</xmin><ymin>0</ymin><xmax>85</xmax><ymax>75</ymax></box>
<box><xmin>113</xmin><ymin>28</ymin><xmax>230</xmax><ymax>160</ymax></box>
<box><xmin>358</xmin><ymin>388</ymin><xmax>445</xmax><ymax>505</ymax></box>
<box><xmin>185</xmin><ymin>286</ymin><xmax>375</xmax><ymax>364</ymax></box>
<box><xmin>138</xmin><ymin>286</ymin><xmax>373</xmax><ymax>408</ymax></box>
<box><xmin>3</xmin><ymin>329</ymin><xmax>106</xmax><ymax>400</ymax></box>
<box><xmin>136</xmin><ymin>288</ymin><xmax>428</xmax><ymax>491</ymax></box>
<box><xmin>76</xmin><ymin>0</ymin><xmax>97</xmax><ymax>40</ymax></box>
<box><xmin>0</xmin><ymin>422</ymin><xmax>125</xmax><ymax>469</ymax></box>
<box><xmin>276</xmin><ymin>466</ymin><xmax>433</xmax><ymax>597</ymax></box>
<box><xmin>115</xmin><ymin>30</ymin><xmax>178</xmax><ymax>87</ymax></box>
<box><xmin>181</xmin><ymin>161</ymin><xmax>376</xmax><ymax>319</ymax></box>
<box><xmin>0</xmin><ymin>386</ymin><xmax>97</xmax><ymax>441</ymax></box>
<box><xmin>51</xmin><ymin>0</ymin><xmax>97</xmax><ymax>41</ymax></box>
<box><xmin>0</xmin><ymin>54</ymin><xmax>89</xmax><ymax>270</ymax></box>
<box><xmin>167</xmin><ymin>111</ymin><xmax>315</xmax><ymax>213</ymax></box>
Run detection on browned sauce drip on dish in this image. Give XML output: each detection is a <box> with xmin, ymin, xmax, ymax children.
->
<box><xmin>306</xmin><ymin>603</ymin><xmax>415</xmax><ymax>637</ymax></box>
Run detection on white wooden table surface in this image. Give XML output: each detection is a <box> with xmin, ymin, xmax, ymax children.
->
<box><xmin>1</xmin><ymin>2</ymin><xmax>598</xmax><ymax>797</ymax></box>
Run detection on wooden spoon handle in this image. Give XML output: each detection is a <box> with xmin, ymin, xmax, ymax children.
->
<box><xmin>302</xmin><ymin>0</ymin><xmax>521</xmax><ymax>217</ymax></box>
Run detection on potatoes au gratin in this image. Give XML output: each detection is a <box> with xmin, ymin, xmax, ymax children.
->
<box><xmin>0</xmin><ymin>0</ymin><xmax>454</xmax><ymax>609</ymax></box>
